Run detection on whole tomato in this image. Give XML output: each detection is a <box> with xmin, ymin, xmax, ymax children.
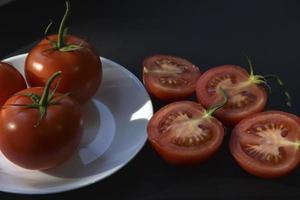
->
<box><xmin>25</xmin><ymin>1</ymin><xmax>102</xmax><ymax>104</ymax></box>
<box><xmin>0</xmin><ymin>71</ymin><xmax>83</xmax><ymax>170</ymax></box>
<box><xmin>0</xmin><ymin>62</ymin><xmax>26</xmax><ymax>107</ymax></box>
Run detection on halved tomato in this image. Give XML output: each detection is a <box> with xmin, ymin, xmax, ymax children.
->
<box><xmin>230</xmin><ymin>111</ymin><xmax>300</xmax><ymax>178</ymax></box>
<box><xmin>143</xmin><ymin>55</ymin><xmax>201</xmax><ymax>101</ymax></box>
<box><xmin>196</xmin><ymin>65</ymin><xmax>267</xmax><ymax>126</ymax></box>
<box><xmin>147</xmin><ymin>101</ymin><xmax>224</xmax><ymax>165</ymax></box>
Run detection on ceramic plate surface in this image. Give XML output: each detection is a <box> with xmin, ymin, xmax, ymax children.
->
<box><xmin>0</xmin><ymin>54</ymin><xmax>153</xmax><ymax>194</ymax></box>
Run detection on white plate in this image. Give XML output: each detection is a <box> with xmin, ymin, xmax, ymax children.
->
<box><xmin>0</xmin><ymin>54</ymin><xmax>153</xmax><ymax>194</ymax></box>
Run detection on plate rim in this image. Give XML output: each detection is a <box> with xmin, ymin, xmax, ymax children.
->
<box><xmin>0</xmin><ymin>53</ymin><xmax>153</xmax><ymax>195</ymax></box>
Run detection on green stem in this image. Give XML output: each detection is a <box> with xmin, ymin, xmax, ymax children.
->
<box><xmin>203</xmin><ymin>88</ymin><xmax>228</xmax><ymax>118</ymax></box>
<box><xmin>57</xmin><ymin>0</ymin><xmax>70</xmax><ymax>48</ymax></box>
<box><xmin>245</xmin><ymin>55</ymin><xmax>254</xmax><ymax>76</ymax></box>
<box><xmin>44</xmin><ymin>20</ymin><xmax>53</xmax><ymax>36</ymax></box>
<box><xmin>39</xmin><ymin>71</ymin><xmax>62</xmax><ymax>106</ymax></box>
<box><xmin>243</xmin><ymin>56</ymin><xmax>291</xmax><ymax>107</ymax></box>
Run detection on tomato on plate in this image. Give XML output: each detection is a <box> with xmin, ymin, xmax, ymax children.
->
<box><xmin>230</xmin><ymin>111</ymin><xmax>300</xmax><ymax>178</ymax></box>
<box><xmin>0</xmin><ymin>71</ymin><xmax>83</xmax><ymax>170</ymax></box>
<box><xmin>25</xmin><ymin>1</ymin><xmax>102</xmax><ymax>104</ymax></box>
<box><xmin>143</xmin><ymin>55</ymin><xmax>201</xmax><ymax>101</ymax></box>
<box><xmin>0</xmin><ymin>62</ymin><xmax>26</xmax><ymax>107</ymax></box>
<box><xmin>196</xmin><ymin>62</ymin><xmax>268</xmax><ymax>126</ymax></box>
<box><xmin>147</xmin><ymin>91</ymin><xmax>227</xmax><ymax>165</ymax></box>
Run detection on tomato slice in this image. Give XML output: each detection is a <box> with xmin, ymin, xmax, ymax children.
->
<box><xmin>230</xmin><ymin>111</ymin><xmax>300</xmax><ymax>178</ymax></box>
<box><xmin>147</xmin><ymin>101</ymin><xmax>224</xmax><ymax>165</ymax></box>
<box><xmin>196</xmin><ymin>65</ymin><xmax>267</xmax><ymax>126</ymax></box>
<box><xmin>143</xmin><ymin>55</ymin><xmax>201</xmax><ymax>101</ymax></box>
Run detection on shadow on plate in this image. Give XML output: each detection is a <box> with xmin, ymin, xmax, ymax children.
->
<box><xmin>42</xmin><ymin>70</ymin><xmax>152</xmax><ymax>179</ymax></box>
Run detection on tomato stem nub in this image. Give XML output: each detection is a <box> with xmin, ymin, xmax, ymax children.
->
<box><xmin>44</xmin><ymin>0</ymin><xmax>83</xmax><ymax>52</ymax></box>
<box><xmin>57</xmin><ymin>0</ymin><xmax>70</xmax><ymax>49</ymax></box>
<box><xmin>203</xmin><ymin>88</ymin><xmax>228</xmax><ymax>118</ymax></box>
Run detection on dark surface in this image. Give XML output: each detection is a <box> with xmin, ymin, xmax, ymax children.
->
<box><xmin>0</xmin><ymin>0</ymin><xmax>300</xmax><ymax>199</ymax></box>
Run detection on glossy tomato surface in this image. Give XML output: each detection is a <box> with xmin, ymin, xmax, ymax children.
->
<box><xmin>0</xmin><ymin>62</ymin><xmax>26</xmax><ymax>107</ymax></box>
<box><xmin>25</xmin><ymin>34</ymin><xmax>102</xmax><ymax>104</ymax></box>
<box><xmin>147</xmin><ymin>101</ymin><xmax>224</xmax><ymax>165</ymax></box>
<box><xmin>196</xmin><ymin>65</ymin><xmax>267</xmax><ymax>126</ymax></box>
<box><xmin>0</xmin><ymin>87</ymin><xmax>83</xmax><ymax>170</ymax></box>
<box><xmin>230</xmin><ymin>111</ymin><xmax>300</xmax><ymax>178</ymax></box>
<box><xmin>143</xmin><ymin>55</ymin><xmax>201</xmax><ymax>101</ymax></box>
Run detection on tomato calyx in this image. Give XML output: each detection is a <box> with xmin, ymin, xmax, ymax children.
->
<box><xmin>44</xmin><ymin>1</ymin><xmax>83</xmax><ymax>52</ymax></box>
<box><xmin>8</xmin><ymin>71</ymin><xmax>70</xmax><ymax>127</ymax></box>
<box><xmin>223</xmin><ymin>56</ymin><xmax>291</xmax><ymax>107</ymax></box>
<box><xmin>246</xmin><ymin>56</ymin><xmax>292</xmax><ymax>107</ymax></box>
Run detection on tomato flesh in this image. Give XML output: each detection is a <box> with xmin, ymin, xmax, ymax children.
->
<box><xmin>0</xmin><ymin>87</ymin><xmax>83</xmax><ymax>170</ymax></box>
<box><xmin>147</xmin><ymin>101</ymin><xmax>224</xmax><ymax>165</ymax></box>
<box><xmin>143</xmin><ymin>55</ymin><xmax>201</xmax><ymax>101</ymax></box>
<box><xmin>0</xmin><ymin>62</ymin><xmax>27</xmax><ymax>107</ymax></box>
<box><xmin>230</xmin><ymin>111</ymin><xmax>300</xmax><ymax>178</ymax></box>
<box><xmin>196</xmin><ymin>65</ymin><xmax>267</xmax><ymax>126</ymax></box>
<box><xmin>25</xmin><ymin>34</ymin><xmax>102</xmax><ymax>104</ymax></box>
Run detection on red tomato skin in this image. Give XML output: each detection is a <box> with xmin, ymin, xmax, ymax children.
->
<box><xmin>196</xmin><ymin>65</ymin><xmax>267</xmax><ymax>126</ymax></box>
<box><xmin>147</xmin><ymin>101</ymin><xmax>224</xmax><ymax>165</ymax></box>
<box><xmin>25</xmin><ymin>34</ymin><xmax>102</xmax><ymax>104</ymax></box>
<box><xmin>0</xmin><ymin>62</ymin><xmax>27</xmax><ymax>107</ymax></box>
<box><xmin>0</xmin><ymin>87</ymin><xmax>83</xmax><ymax>170</ymax></box>
<box><xmin>148</xmin><ymin>133</ymin><xmax>224</xmax><ymax>165</ymax></box>
<box><xmin>230</xmin><ymin>111</ymin><xmax>300</xmax><ymax>178</ymax></box>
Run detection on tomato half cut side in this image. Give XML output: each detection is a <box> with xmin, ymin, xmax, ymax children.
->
<box><xmin>230</xmin><ymin>111</ymin><xmax>300</xmax><ymax>178</ymax></box>
<box><xmin>147</xmin><ymin>101</ymin><xmax>224</xmax><ymax>165</ymax></box>
<box><xmin>143</xmin><ymin>55</ymin><xmax>201</xmax><ymax>101</ymax></box>
<box><xmin>196</xmin><ymin>65</ymin><xmax>267</xmax><ymax>126</ymax></box>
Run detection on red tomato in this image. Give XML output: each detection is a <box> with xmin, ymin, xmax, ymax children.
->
<box><xmin>196</xmin><ymin>65</ymin><xmax>267</xmax><ymax>126</ymax></box>
<box><xmin>230</xmin><ymin>111</ymin><xmax>300</xmax><ymax>178</ymax></box>
<box><xmin>0</xmin><ymin>72</ymin><xmax>83</xmax><ymax>170</ymax></box>
<box><xmin>0</xmin><ymin>62</ymin><xmax>26</xmax><ymax>107</ymax></box>
<box><xmin>147</xmin><ymin>101</ymin><xmax>224</xmax><ymax>165</ymax></box>
<box><xmin>143</xmin><ymin>55</ymin><xmax>201</xmax><ymax>101</ymax></box>
<box><xmin>25</xmin><ymin>34</ymin><xmax>102</xmax><ymax>104</ymax></box>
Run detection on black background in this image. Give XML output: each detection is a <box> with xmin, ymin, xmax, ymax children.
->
<box><xmin>0</xmin><ymin>0</ymin><xmax>300</xmax><ymax>199</ymax></box>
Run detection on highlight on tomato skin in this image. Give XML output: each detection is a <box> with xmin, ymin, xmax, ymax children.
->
<box><xmin>230</xmin><ymin>111</ymin><xmax>300</xmax><ymax>178</ymax></box>
<box><xmin>0</xmin><ymin>62</ymin><xmax>27</xmax><ymax>107</ymax></box>
<box><xmin>196</xmin><ymin>65</ymin><xmax>267</xmax><ymax>126</ymax></box>
<box><xmin>147</xmin><ymin>101</ymin><xmax>225</xmax><ymax>165</ymax></box>
<box><xmin>143</xmin><ymin>55</ymin><xmax>201</xmax><ymax>102</ymax></box>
